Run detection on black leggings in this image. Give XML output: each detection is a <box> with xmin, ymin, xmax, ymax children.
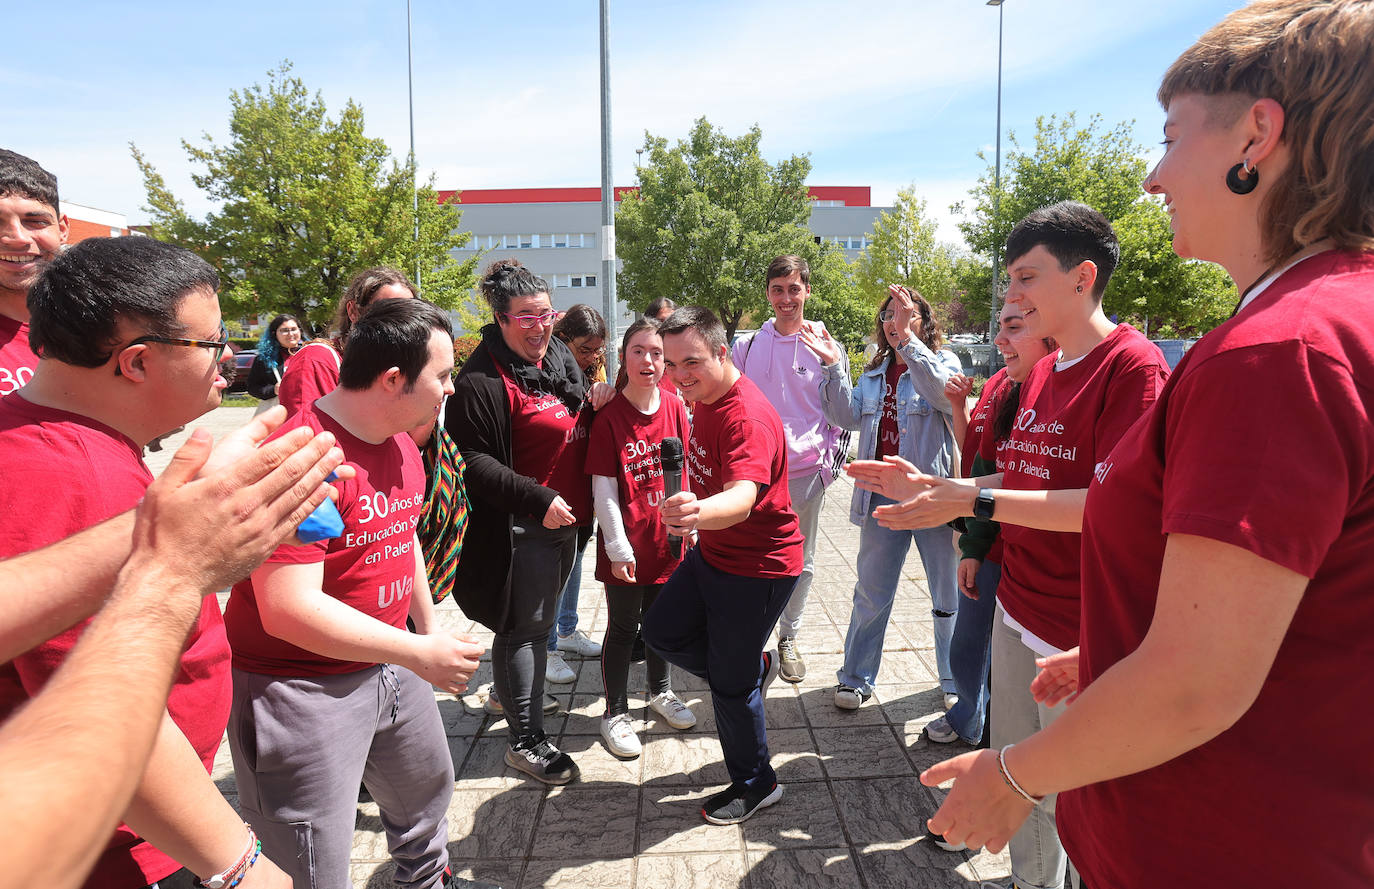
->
<box><xmin>601</xmin><ymin>583</ymin><xmax>670</xmax><ymax>716</ymax></box>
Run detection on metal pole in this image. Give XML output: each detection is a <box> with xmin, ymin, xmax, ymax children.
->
<box><xmin>988</xmin><ymin>1</ymin><xmax>1004</xmax><ymax>341</ymax></box>
<box><xmin>407</xmin><ymin>0</ymin><xmax>421</xmax><ymax>290</ymax></box>
<box><xmin>598</xmin><ymin>0</ymin><xmax>619</xmax><ymax>380</ymax></box>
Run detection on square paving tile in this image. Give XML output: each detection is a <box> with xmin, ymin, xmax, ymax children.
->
<box><xmin>530</xmin><ymin>787</ymin><xmax>637</xmax><ymax>859</ymax></box>
<box><xmin>814</xmin><ymin>725</ymin><xmax>914</xmax><ymax>780</ymax></box>
<box><xmin>635</xmin><ymin>851</ymin><xmax>748</xmax><ymax>888</ymax></box>
<box><xmin>741</xmin><ymin>783</ymin><xmax>848</xmax><ymax>851</ymax></box>
<box><xmin>745</xmin><ymin>847</ymin><xmax>863</xmax><ymax>888</ymax></box>
<box><xmin>640</xmin><ymin>733</ymin><xmax>729</xmax><ymax>787</ymax></box>
<box><xmin>520</xmin><ymin>857</ymin><xmax>633</xmax><ymax>889</ymax></box>
<box><xmin>446</xmin><ymin>787</ymin><xmax>543</xmax><ymax>859</ymax></box>
<box><xmin>832</xmin><ymin>776</ymin><xmax>936</xmax><ymax>845</ymax></box>
<box><xmin>637</xmin><ymin>785</ymin><xmax>744</xmax><ymax>854</ymax></box>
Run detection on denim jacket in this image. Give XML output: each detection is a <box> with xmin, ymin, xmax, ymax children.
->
<box><xmin>819</xmin><ymin>339</ymin><xmax>962</xmax><ymax>525</ymax></box>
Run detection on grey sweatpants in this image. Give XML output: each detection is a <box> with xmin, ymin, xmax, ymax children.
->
<box><xmin>228</xmin><ymin>664</ymin><xmax>452</xmax><ymax>889</ymax></box>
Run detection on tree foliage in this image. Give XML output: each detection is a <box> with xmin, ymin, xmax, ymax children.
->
<box><xmin>954</xmin><ymin>112</ymin><xmax>1234</xmax><ymax>337</ymax></box>
<box><xmin>616</xmin><ymin>117</ymin><xmax>869</xmax><ymax>344</ymax></box>
<box><xmin>854</xmin><ymin>185</ymin><xmax>970</xmax><ymax>329</ymax></box>
<box><xmin>132</xmin><ymin>62</ymin><xmax>479</xmax><ymax>329</ymax></box>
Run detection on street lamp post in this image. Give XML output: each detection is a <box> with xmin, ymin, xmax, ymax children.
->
<box><xmin>986</xmin><ymin>0</ymin><xmax>1005</xmax><ymax>341</ymax></box>
<box><xmin>407</xmin><ymin>0</ymin><xmax>420</xmax><ymax>290</ymax></box>
<box><xmin>598</xmin><ymin>0</ymin><xmax>619</xmax><ymax>379</ymax></box>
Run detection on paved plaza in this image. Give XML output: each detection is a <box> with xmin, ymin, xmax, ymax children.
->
<box><xmin>150</xmin><ymin>407</ymin><xmax>1012</xmax><ymax>888</ymax></box>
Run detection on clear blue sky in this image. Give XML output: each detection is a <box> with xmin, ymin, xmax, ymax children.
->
<box><xmin>8</xmin><ymin>0</ymin><xmax>1245</xmax><ymax>246</ymax></box>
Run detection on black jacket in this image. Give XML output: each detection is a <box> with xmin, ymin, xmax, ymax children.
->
<box><xmin>444</xmin><ymin>327</ymin><xmax>588</xmax><ymax>632</ymax></box>
<box><xmin>246</xmin><ymin>352</ymin><xmax>283</xmax><ymax>400</ymax></box>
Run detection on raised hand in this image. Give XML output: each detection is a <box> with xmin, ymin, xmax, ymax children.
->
<box><xmin>945</xmin><ymin>373</ymin><xmax>975</xmax><ymax>407</ymax></box>
<box><xmin>798</xmin><ymin>323</ymin><xmax>845</xmax><ymax>367</ymax></box>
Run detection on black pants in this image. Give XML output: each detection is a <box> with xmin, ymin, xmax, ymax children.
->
<box><xmin>601</xmin><ymin>583</ymin><xmax>669</xmax><ymax>715</ymax></box>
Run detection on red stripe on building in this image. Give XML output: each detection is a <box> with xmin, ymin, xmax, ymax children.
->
<box><xmin>436</xmin><ymin>185</ymin><xmax>870</xmax><ymax>207</ymax></box>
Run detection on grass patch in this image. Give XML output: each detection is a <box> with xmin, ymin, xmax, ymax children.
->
<box><xmin>220</xmin><ymin>393</ymin><xmax>258</xmax><ymax>408</ymax></box>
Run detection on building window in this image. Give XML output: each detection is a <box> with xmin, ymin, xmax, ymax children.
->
<box><xmin>585</xmin><ymin>275</ymin><xmax>597</xmax><ymax>287</ymax></box>
<box><xmin>584</xmin><ymin>232</ymin><xmax>597</xmax><ymax>249</ymax></box>
<box><xmin>554</xmin><ymin>234</ymin><xmax>568</xmax><ymax>248</ymax></box>
<box><xmin>571</xmin><ymin>276</ymin><xmax>583</xmax><ymax>287</ymax></box>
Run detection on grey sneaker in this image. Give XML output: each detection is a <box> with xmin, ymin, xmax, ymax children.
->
<box><xmin>777</xmin><ymin>636</ymin><xmax>805</xmax><ymax>683</ymax></box>
<box><xmin>648</xmin><ymin>691</ymin><xmax>697</xmax><ymax>729</ymax></box>
<box><xmin>505</xmin><ymin>732</ymin><xmax>579</xmax><ymax>785</ymax></box>
<box><xmin>833</xmin><ymin>684</ymin><xmax>871</xmax><ymax>710</ymax></box>
<box><xmin>701</xmin><ymin>781</ymin><xmax>783</xmax><ymax>825</ymax></box>
<box><xmin>545</xmin><ymin>652</ymin><xmax>575</xmax><ymax>684</ymax></box>
<box><xmin>556</xmin><ymin>629</ymin><xmax>603</xmax><ymax>657</ymax></box>
<box><xmin>925</xmin><ymin>714</ymin><xmax>960</xmax><ymax>744</ymax></box>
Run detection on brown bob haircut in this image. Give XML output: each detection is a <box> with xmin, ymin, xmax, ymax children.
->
<box><xmin>1158</xmin><ymin>0</ymin><xmax>1374</xmax><ymax>262</ymax></box>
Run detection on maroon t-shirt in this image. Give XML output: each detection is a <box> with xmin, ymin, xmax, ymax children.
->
<box><xmin>996</xmin><ymin>324</ymin><xmax>1167</xmax><ymax>650</ymax></box>
<box><xmin>226</xmin><ymin>402</ymin><xmax>427</xmax><ymax>676</ymax></box>
<box><xmin>874</xmin><ymin>361</ymin><xmax>903</xmax><ymax>460</ymax></box>
<box><xmin>502</xmin><ymin>365</ymin><xmax>593</xmax><ymax>524</ymax></box>
<box><xmin>0</xmin><ymin>394</ymin><xmax>231</xmax><ymax>888</ymax></box>
<box><xmin>687</xmin><ymin>375</ymin><xmax>803</xmax><ymax>578</ymax></box>
<box><xmin>1060</xmin><ymin>251</ymin><xmax>1374</xmax><ymax>886</ymax></box>
<box><xmin>964</xmin><ymin>367</ymin><xmax>1009</xmax><ymax>477</ymax></box>
<box><xmin>585</xmin><ymin>389</ymin><xmax>692</xmax><ymax>585</ymax></box>
<box><xmin>278</xmin><ymin>341</ymin><xmax>341</xmax><ymax>416</ymax></box>
<box><xmin>0</xmin><ymin>313</ymin><xmax>37</xmax><ymax>397</ymax></box>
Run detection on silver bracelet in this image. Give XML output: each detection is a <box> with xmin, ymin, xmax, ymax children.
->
<box><xmin>997</xmin><ymin>744</ymin><xmax>1043</xmax><ymax>804</ymax></box>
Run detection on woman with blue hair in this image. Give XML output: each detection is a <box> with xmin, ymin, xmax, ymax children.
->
<box><xmin>247</xmin><ymin>313</ymin><xmax>303</xmax><ymax>412</ymax></box>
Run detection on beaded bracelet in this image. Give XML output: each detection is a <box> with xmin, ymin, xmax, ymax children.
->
<box><xmin>225</xmin><ymin>842</ymin><xmax>261</xmax><ymax>889</ymax></box>
<box><xmin>199</xmin><ymin>825</ymin><xmax>258</xmax><ymax>889</ymax></box>
<box><xmin>997</xmin><ymin>744</ymin><xmax>1044</xmax><ymax>805</ymax></box>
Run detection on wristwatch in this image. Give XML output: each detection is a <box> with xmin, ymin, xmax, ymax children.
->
<box><xmin>973</xmin><ymin>488</ymin><xmax>996</xmax><ymax>521</ymax></box>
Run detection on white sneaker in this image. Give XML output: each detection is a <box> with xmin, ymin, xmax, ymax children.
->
<box><xmin>545</xmin><ymin>652</ymin><xmax>575</xmax><ymax>684</ymax></box>
<box><xmin>600</xmin><ymin>712</ymin><xmax>641</xmax><ymax>758</ymax></box>
<box><xmin>649</xmin><ymin>691</ymin><xmax>697</xmax><ymax>730</ymax></box>
<box><xmin>556</xmin><ymin>629</ymin><xmax>603</xmax><ymax>657</ymax></box>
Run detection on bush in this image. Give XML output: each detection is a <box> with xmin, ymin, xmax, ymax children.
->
<box><xmin>453</xmin><ymin>335</ymin><xmax>481</xmax><ymax>370</ymax></box>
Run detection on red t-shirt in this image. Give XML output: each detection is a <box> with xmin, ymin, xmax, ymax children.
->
<box><xmin>585</xmin><ymin>389</ymin><xmax>692</xmax><ymax>585</ymax></box>
<box><xmin>225</xmin><ymin>402</ymin><xmax>427</xmax><ymax>676</ymax></box>
<box><xmin>996</xmin><ymin>324</ymin><xmax>1167</xmax><ymax>650</ymax></box>
<box><xmin>687</xmin><ymin>375</ymin><xmax>803</xmax><ymax>578</ymax></box>
<box><xmin>278</xmin><ymin>341</ymin><xmax>341</xmax><ymax>416</ymax></box>
<box><xmin>1059</xmin><ymin>251</ymin><xmax>1374</xmax><ymax>887</ymax></box>
<box><xmin>0</xmin><ymin>394</ymin><xmax>231</xmax><ymax>889</ymax></box>
<box><xmin>502</xmin><ymin>366</ymin><xmax>593</xmax><ymax>524</ymax></box>
<box><xmin>963</xmin><ymin>367</ymin><xmax>1009</xmax><ymax>476</ymax></box>
<box><xmin>874</xmin><ymin>361</ymin><xmax>903</xmax><ymax>460</ymax></box>
<box><xmin>0</xmin><ymin>313</ymin><xmax>37</xmax><ymax>397</ymax></box>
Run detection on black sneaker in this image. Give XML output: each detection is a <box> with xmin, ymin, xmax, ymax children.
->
<box><xmin>442</xmin><ymin>865</ymin><xmax>504</xmax><ymax>889</ymax></box>
<box><xmin>504</xmin><ymin>732</ymin><xmax>579</xmax><ymax>785</ymax></box>
<box><xmin>925</xmin><ymin>827</ymin><xmax>968</xmax><ymax>852</ymax></box>
<box><xmin>701</xmin><ymin>780</ymin><xmax>783</xmax><ymax>825</ymax></box>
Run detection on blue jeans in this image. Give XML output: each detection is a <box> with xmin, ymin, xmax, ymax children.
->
<box><xmin>838</xmin><ymin>495</ymin><xmax>960</xmax><ymax>695</ymax></box>
<box><xmin>643</xmin><ymin>547</ymin><xmax>797</xmax><ymax>789</ymax></box>
<box><xmin>547</xmin><ymin>530</ymin><xmax>590</xmax><ymax>651</ymax></box>
<box><xmin>945</xmin><ymin>559</ymin><xmax>1000</xmax><ymax>742</ymax></box>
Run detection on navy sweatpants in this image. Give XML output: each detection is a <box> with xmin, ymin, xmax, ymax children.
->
<box><xmin>642</xmin><ymin>546</ymin><xmax>798</xmax><ymax>790</ymax></box>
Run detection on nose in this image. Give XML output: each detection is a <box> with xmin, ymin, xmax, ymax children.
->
<box><xmin>1142</xmin><ymin>162</ymin><xmax>1161</xmax><ymax>195</ymax></box>
<box><xmin>443</xmin><ymin>377</ymin><xmax>456</xmax><ymax>397</ymax></box>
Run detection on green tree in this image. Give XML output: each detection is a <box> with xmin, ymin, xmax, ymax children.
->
<box><xmin>132</xmin><ymin>62</ymin><xmax>479</xmax><ymax>329</ymax></box>
<box><xmin>954</xmin><ymin>112</ymin><xmax>1234</xmax><ymax>336</ymax></box>
<box><xmin>855</xmin><ymin>186</ymin><xmax>960</xmax><ymax>310</ymax></box>
<box><xmin>617</xmin><ymin>117</ymin><xmax>864</xmax><ymax>342</ymax></box>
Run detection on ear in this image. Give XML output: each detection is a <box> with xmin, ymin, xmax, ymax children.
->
<box><xmin>116</xmin><ymin>344</ymin><xmax>150</xmax><ymax>382</ymax></box>
<box><xmin>716</xmin><ymin>343</ymin><xmax>730</xmax><ymax>364</ymax></box>
<box><xmin>379</xmin><ymin>366</ymin><xmax>404</xmax><ymax>395</ymax></box>
<box><xmin>1241</xmin><ymin>97</ymin><xmax>1286</xmax><ymax>166</ymax></box>
<box><xmin>57</xmin><ymin>214</ymin><xmax>70</xmax><ymax>245</ymax></box>
<box><xmin>346</xmin><ymin>302</ymin><xmax>361</xmax><ymax>324</ymax></box>
<box><xmin>1074</xmin><ymin>260</ymin><xmax>1099</xmax><ymax>296</ymax></box>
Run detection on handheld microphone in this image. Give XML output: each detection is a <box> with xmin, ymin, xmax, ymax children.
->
<box><xmin>659</xmin><ymin>436</ymin><xmax>684</xmax><ymax>558</ymax></box>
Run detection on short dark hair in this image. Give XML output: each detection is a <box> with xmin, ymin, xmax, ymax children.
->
<box><xmin>28</xmin><ymin>237</ymin><xmax>219</xmax><ymax>368</ymax></box>
<box><xmin>766</xmin><ymin>254</ymin><xmax>810</xmax><ymax>288</ymax></box>
<box><xmin>645</xmin><ymin>296</ymin><xmax>677</xmax><ymax>319</ymax></box>
<box><xmin>659</xmin><ymin>306</ymin><xmax>728</xmax><ymax>354</ymax></box>
<box><xmin>479</xmin><ymin>258</ymin><xmax>550</xmax><ymax>316</ymax></box>
<box><xmin>0</xmin><ymin>149</ymin><xmax>59</xmax><ymax>212</ymax></box>
<box><xmin>553</xmin><ymin>304</ymin><xmax>607</xmax><ymax>343</ymax></box>
<box><xmin>331</xmin><ymin>266</ymin><xmax>417</xmax><ymax>349</ymax></box>
<box><xmin>338</xmin><ymin>298</ymin><xmax>453</xmax><ymax>391</ymax></box>
<box><xmin>1003</xmin><ymin>201</ymin><xmax>1119</xmax><ymax>299</ymax></box>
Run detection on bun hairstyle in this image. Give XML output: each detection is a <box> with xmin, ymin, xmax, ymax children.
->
<box><xmin>480</xmin><ymin>258</ymin><xmax>552</xmax><ymax>317</ymax></box>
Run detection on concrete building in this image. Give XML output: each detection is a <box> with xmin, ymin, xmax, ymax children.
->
<box><xmin>440</xmin><ymin>185</ymin><xmax>886</xmax><ymax>329</ymax></box>
<box><xmin>61</xmin><ymin>202</ymin><xmax>132</xmax><ymax>243</ymax></box>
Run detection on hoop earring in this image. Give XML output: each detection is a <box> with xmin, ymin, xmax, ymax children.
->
<box><xmin>1226</xmin><ymin>160</ymin><xmax>1259</xmax><ymax>195</ymax></box>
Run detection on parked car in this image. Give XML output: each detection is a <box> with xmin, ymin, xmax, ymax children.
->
<box><xmin>949</xmin><ymin>333</ymin><xmax>983</xmax><ymax>345</ymax></box>
<box><xmin>225</xmin><ymin>349</ymin><xmax>257</xmax><ymax>393</ymax></box>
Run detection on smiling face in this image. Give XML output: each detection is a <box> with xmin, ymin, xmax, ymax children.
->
<box><xmin>663</xmin><ymin>328</ymin><xmax>730</xmax><ymax>404</ymax></box>
<box><xmin>993</xmin><ymin>301</ymin><xmax>1054</xmax><ymax>383</ymax></box>
<box><xmin>396</xmin><ymin>328</ymin><xmax>456</xmax><ymax>431</ymax></box>
<box><xmin>622</xmin><ymin>328</ymin><xmax>664</xmax><ymax>392</ymax></box>
<box><xmin>0</xmin><ymin>193</ymin><xmax>67</xmax><ymax>306</ymax></box>
<box><xmin>497</xmin><ymin>292</ymin><xmax>555</xmax><ymax>364</ymax></box>
<box><xmin>1143</xmin><ymin>93</ymin><xmax>1249</xmax><ymax>264</ymax></box>
<box><xmin>1004</xmin><ymin>245</ymin><xmax>1090</xmax><ymax>342</ymax></box>
<box><xmin>767</xmin><ymin>271</ymin><xmax>811</xmax><ymax>331</ymax></box>
<box><xmin>569</xmin><ymin>334</ymin><xmax>605</xmax><ymax>374</ymax></box>
<box><xmin>274</xmin><ymin>319</ymin><xmax>302</xmax><ymax>350</ymax></box>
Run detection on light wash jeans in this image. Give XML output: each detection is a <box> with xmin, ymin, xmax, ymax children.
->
<box><xmin>776</xmin><ymin>473</ymin><xmax>825</xmax><ymax>638</ymax></box>
<box><xmin>944</xmin><ymin>558</ymin><xmax>1001</xmax><ymax>742</ymax></box>
<box><xmin>991</xmin><ymin>602</ymin><xmax>1076</xmax><ymax>889</ymax></box>
<box><xmin>837</xmin><ymin>495</ymin><xmax>960</xmax><ymax>695</ymax></box>
<box><xmin>547</xmin><ymin>531</ymin><xmax>589</xmax><ymax>652</ymax></box>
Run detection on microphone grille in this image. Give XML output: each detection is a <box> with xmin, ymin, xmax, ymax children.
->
<box><xmin>659</xmin><ymin>436</ymin><xmax>684</xmax><ymax>468</ymax></box>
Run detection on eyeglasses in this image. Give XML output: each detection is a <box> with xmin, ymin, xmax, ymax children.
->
<box><xmin>128</xmin><ymin>321</ymin><xmax>231</xmax><ymax>361</ymax></box>
<box><xmin>575</xmin><ymin>344</ymin><xmax>606</xmax><ymax>358</ymax></box>
<box><xmin>878</xmin><ymin>309</ymin><xmax>898</xmax><ymax>322</ymax></box>
<box><xmin>500</xmin><ymin>310</ymin><xmax>562</xmax><ymax>330</ymax></box>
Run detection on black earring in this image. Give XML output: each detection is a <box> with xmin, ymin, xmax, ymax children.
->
<box><xmin>1226</xmin><ymin>160</ymin><xmax>1259</xmax><ymax>195</ymax></box>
